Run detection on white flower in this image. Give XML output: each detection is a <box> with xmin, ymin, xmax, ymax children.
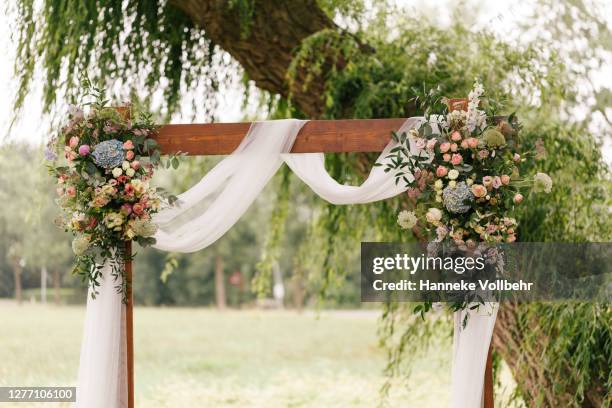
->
<box><xmin>425</xmin><ymin>208</ymin><xmax>443</xmax><ymax>224</ymax></box>
<box><xmin>397</xmin><ymin>210</ymin><xmax>418</xmax><ymax>230</ymax></box>
<box><xmin>533</xmin><ymin>172</ymin><xmax>553</xmax><ymax>193</ymax></box>
<box><xmin>126</xmin><ymin>168</ymin><xmax>135</xmax><ymax>177</ymax></box>
<box><xmin>104</xmin><ymin>212</ymin><xmax>125</xmax><ymax>231</ymax></box>
<box><xmin>72</xmin><ymin>236</ymin><xmax>90</xmax><ymax>256</ymax></box>
<box><xmin>112</xmin><ymin>167</ymin><xmax>123</xmax><ymax>178</ymax></box>
<box><xmin>132</xmin><ymin>218</ymin><xmax>158</xmax><ymax>237</ymax></box>
<box><xmin>448</xmin><ymin>169</ymin><xmax>459</xmax><ymax>180</ymax></box>
<box><xmin>122</xmin><ymin>161</ymin><xmax>130</xmax><ymax>170</ymax></box>
<box><xmin>434</xmin><ymin>179</ymin><xmax>443</xmax><ymax>190</ymax></box>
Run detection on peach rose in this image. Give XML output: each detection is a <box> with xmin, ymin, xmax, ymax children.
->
<box><xmin>467</xmin><ymin>137</ymin><xmax>479</xmax><ymax>149</ymax></box>
<box><xmin>451</xmin><ymin>154</ymin><xmax>462</xmax><ymax>165</ymax></box>
<box><xmin>436</xmin><ymin>166</ymin><xmax>448</xmax><ymax>177</ymax></box>
<box><xmin>471</xmin><ymin>184</ymin><xmax>487</xmax><ymax>198</ymax></box>
<box><xmin>439</xmin><ymin>142</ymin><xmax>451</xmax><ymax>153</ymax></box>
<box><xmin>501</xmin><ymin>175</ymin><xmax>510</xmax><ymax>185</ymax></box>
<box><xmin>513</xmin><ymin>193</ymin><xmax>524</xmax><ymax>204</ymax></box>
<box><xmin>451</xmin><ymin>131</ymin><xmax>462</xmax><ymax>141</ymax></box>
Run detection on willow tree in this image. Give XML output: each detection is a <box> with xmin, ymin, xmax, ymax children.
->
<box><xmin>12</xmin><ymin>0</ymin><xmax>611</xmax><ymax>406</ymax></box>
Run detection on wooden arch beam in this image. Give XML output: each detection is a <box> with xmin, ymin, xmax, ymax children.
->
<box><xmin>155</xmin><ymin>118</ymin><xmax>408</xmax><ymax>155</ymax></box>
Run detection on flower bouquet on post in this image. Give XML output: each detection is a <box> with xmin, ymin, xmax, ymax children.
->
<box><xmin>383</xmin><ymin>81</ymin><xmax>553</xmax><ymax>317</ymax></box>
<box><xmin>47</xmin><ymin>81</ymin><xmax>179</xmax><ymax>300</ymax></box>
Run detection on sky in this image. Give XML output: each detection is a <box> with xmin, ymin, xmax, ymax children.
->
<box><xmin>0</xmin><ymin>0</ymin><xmax>610</xmax><ymax>162</ymax></box>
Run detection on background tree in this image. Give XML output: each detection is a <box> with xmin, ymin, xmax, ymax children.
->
<box><xmin>10</xmin><ymin>0</ymin><xmax>611</xmax><ymax>406</ymax></box>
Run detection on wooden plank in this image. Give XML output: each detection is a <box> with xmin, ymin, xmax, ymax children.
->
<box><xmin>484</xmin><ymin>341</ymin><xmax>494</xmax><ymax>408</ymax></box>
<box><xmin>154</xmin><ymin>118</ymin><xmax>408</xmax><ymax>155</ymax></box>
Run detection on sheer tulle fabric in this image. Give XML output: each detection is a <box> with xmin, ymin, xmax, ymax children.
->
<box><xmin>76</xmin><ymin>119</ymin><xmax>496</xmax><ymax>408</ymax></box>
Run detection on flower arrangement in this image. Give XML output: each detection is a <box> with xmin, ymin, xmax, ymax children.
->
<box><xmin>383</xmin><ymin>82</ymin><xmax>552</xmax><ymax>314</ymax></box>
<box><xmin>47</xmin><ymin>83</ymin><xmax>179</xmax><ymax>299</ymax></box>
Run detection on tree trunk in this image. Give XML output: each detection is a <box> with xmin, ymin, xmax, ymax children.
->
<box><xmin>169</xmin><ymin>0</ymin><xmax>339</xmax><ymax>117</ymax></box>
<box><xmin>53</xmin><ymin>269</ymin><xmax>61</xmax><ymax>306</ymax></box>
<box><xmin>13</xmin><ymin>262</ymin><xmax>22</xmax><ymax>305</ymax></box>
<box><xmin>214</xmin><ymin>255</ymin><xmax>226</xmax><ymax>310</ymax></box>
<box><xmin>493</xmin><ymin>303</ymin><xmax>603</xmax><ymax>407</ymax></box>
<box><xmin>41</xmin><ymin>266</ymin><xmax>47</xmax><ymax>305</ymax></box>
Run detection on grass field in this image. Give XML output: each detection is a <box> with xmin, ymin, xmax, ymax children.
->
<box><xmin>1</xmin><ymin>304</ymin><xmax>507</xmax><ymax>407</ymax></box>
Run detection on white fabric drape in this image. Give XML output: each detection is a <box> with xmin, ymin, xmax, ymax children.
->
<box><xmin>76</xmin><ymin>259</ymin><xmax>127</xmax><ymax>408</ymax></box>
<box><xmin>450</xmin><ymin>304</ymin><xmax>498</xmax><ymax>408</ymax></box>
<box><xmin>76</xmin><ymin>118</ymin><xmax>496</xmax><ymax>408</ymax></box>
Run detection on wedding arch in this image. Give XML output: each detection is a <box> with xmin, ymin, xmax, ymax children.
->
<box><xmin>73</xmin><ymin>100</ymin><xmax>496</xmax><ymax>408</ymax></box>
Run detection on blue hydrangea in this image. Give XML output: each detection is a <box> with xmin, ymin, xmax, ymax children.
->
<box><xmin>91</xmin><ymin>139</ymin><xmax>124</xmax><ymax>169</ymax></box>
<box><xmin>442</xmin><ymin>182</ymin><xmax>474</xmax><ymax>214</ymax></box>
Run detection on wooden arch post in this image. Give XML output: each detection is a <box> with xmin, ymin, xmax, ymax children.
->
<box><xmin>117</xmin><ymin>102</ymin><xmax>493</xmax><ymax>407</ymax></box>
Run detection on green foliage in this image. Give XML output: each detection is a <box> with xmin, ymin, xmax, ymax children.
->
<box><xmin>283</xmin><ymin>5</ymin><xmax>611</xmax><ymax>406</ymax></box>
<box><xmin>12</xmin><ymin>0</ymin><xmax>219</xmax><ymax>118</ymax></box>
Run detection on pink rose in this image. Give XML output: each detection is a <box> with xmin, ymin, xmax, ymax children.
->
<box><xmin>121</xmin><ymin>204</ymin><xmax>133</xmax><ymax>215</ymax></box>
<box><xmin>131</xmin><ymin>161</ymin><xmax>141</xmax><ymax>170</ymax></box>
<box><xmin>492</xmin><ymin>176</ymin><xmax>502</xmax><ymax>189</ymax></box>
<box><xmin>66</xmin><ymin>186</ymin><xmax>76</xmax><ymax>198</ymax></box>
<box><xmin>460</xmin><ymin>140</ymin><xmax>469</xmax><ymax>149</ymax></box>
<box><xmin>483</xmin><ymin>176</ymin><xmax>493</xmax><ymax>188</ymax></box>
<box><xmin>513</xmin><ymin>193</ymin><xmax>524</xmax><ymax>204</ymax></box>
<box><xmin>467</xmin><ymin>138</ymin><xmax>479</xmax><ymax>149</ymax></box>
<box><xmin>507</xmin><ymin>234</ymin><xmax>516</xmax><ymax>243</ymax></box>
<box><xmin>69</xmin><ymin>136</ymin><xmax>79</xmax><ymax>149</ymax></box>
<box><xmin>439</xmin><ymin>142</ymin><xmax>451</xmax><ymax>153</ymax></box>
<box><xmin>126</xmin><ymin>150</ymin><xmax>135</xmax><ymax>160</ymax></box>
<box><xmin>132</xmin><ymin>203</ymin><xmax>145</xmax><ymax>216</ymax></box>
<box><xmin>451</xmin><ymin>131</ymin><xmax>462</xmax><ymax>141</ymax></box>
<box><xmin>436</xmin><ymin>166</ymin><xmax>448</xmax><ymax>177</ymax></box>
<box><xmin>513</xmin><ymin>153</ymin><xmax>521</xmax><ymax>162</ymax></box>
<box><xmin>123</xmin><ymin>140</ymin><xmax>135</xmax><ymax>150</ymax></box>
<box><xmin>451</xmin><ymin>154</ymin><xmax>463</xmax><ymax>165</ymax></box>
<box><xmin>450</xmin><ymin>143</ymin><xmax>458</xmax><ymax>152</ymax></box>
<box><xmin>478</xmin><ymin>150</ymin><xmax>489</xmax><ymax>159</ymax></box>
<box><xmin>78</xmin><ymin>144</ymin><xmax>90</xmax><ymax>156</ymax></box>
<box><xmin>507</xmin><ymin>228</ymin><xmax>515</xmax><ymax>235</ymax></box>
<box><xmin>426</xmin><ymin>139</ymin><xmax>437</xmax><ymax>151</ymax></box>
<box><xmin>471</xmin><ymin>184</ymin><xmax>487</xmax><ymax>198</ymax></box>
<box><xmin>443</xmin><ymin>153</ymin><xmax>451</xmax><ymax>162</ymax></box>
<box><xmin>124</xmin><ymin>184</ymin><xmax>135</xmax><ymax>196</ymax></box>
<box><xmin>407</xmin><ymin>188</ymin><xmax>421</xmax><ymax>199</ymax></box>
<box><xmin>501</xmin><ymin>175</ymin><xmax>510</xmax><ymax>185</ymax></box>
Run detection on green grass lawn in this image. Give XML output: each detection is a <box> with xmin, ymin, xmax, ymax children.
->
<box><xmin>0</xmin><ymin>304</ymin><xmax>455</xmax><ymax>407</ymax></box>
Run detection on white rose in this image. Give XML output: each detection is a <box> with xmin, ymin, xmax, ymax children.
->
<box><xmin>112</xmin><ymin>167</ymin><xmax>123</xmax><ymax>178</ymax></box>
<box><xmin>533</xmin><ymin>172</ymin><xmax>553</xmax><ymax>193</ymax></box>
<box><xmin>448</xmin><ymin>169</ymin><xmax>459</xmax><ymax>180</ymax></box>
<box><xmin>126</xmin><ymin>168</ymin><xmax>135</xmax><ymax>177</ymax></box>
<box><xmin>434</xmin><ymin>179</ymin><xmax>443</xmax><ymax>190</ymax></box>
<box><xmin>72</xmin><ymin>236</ymin><xmax>90</xmax><ymax>256</ymax></box>
<box><xmin>397</xmin><ymin>210</ymin><xmax>418</xmax><ymax>230</ymax></box>
<box><xmin>122</xmin><ymin>161</ymin><xmax>130</xmax><ymax>170</ymax></box>
<box><xmin>425</xmin><ymin>208</ymin><xmax>442</xmax><ymax>224</ymax></box>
